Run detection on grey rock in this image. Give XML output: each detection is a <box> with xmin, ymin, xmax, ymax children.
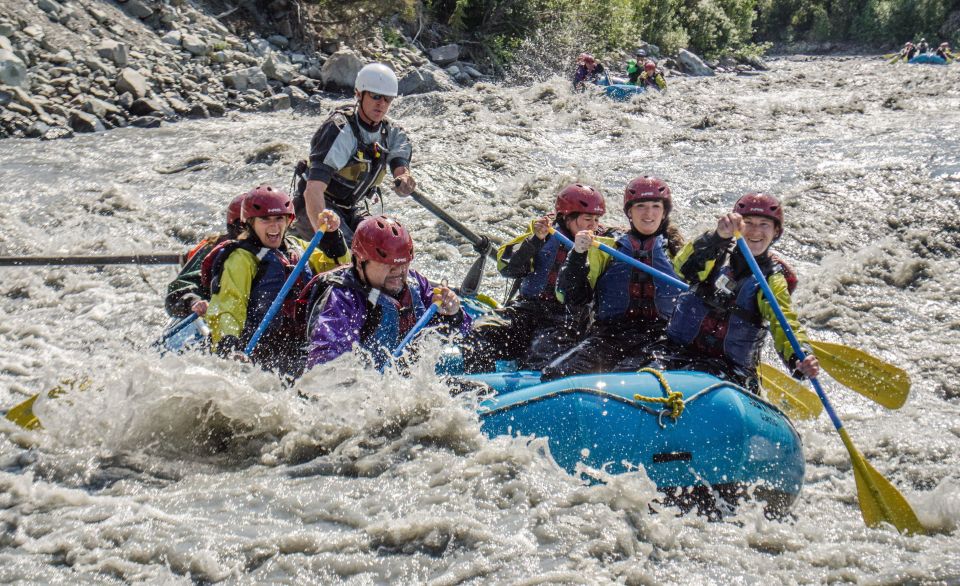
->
<box><xmin>320</xmin><ymin>49</ymin><xmax>364</xmax><ymax>90</ymax></box>
<box><xmin>23</xmin><ymin>25</ymin><xmax>44</xmax><ymax>40</ymax></box>
<box><xmin>268</xmin><ymin>93</ymin><xmax>290</xmax><ymax>110</ymax></box>
<box><xmin>284</xmin><ymin>85</ymin><xmax>309</xmax><ymax>108</ymax></box>
<box><xmin>429</xmin><ymin>44</ymin><xmax>460</xmax><ymax>66</ymax></box>
<box><xmin>87</xmin><ymin>6</ymin><xmax>109</xmax><ymax>23</ymax></box>
<box><xmin>462</xmin><ymin>65</ymin><xmax>484</xmax><ymax>79</ymax></box>
<box><xmin>84</xmin><ymin>57</ymin><xmax>115</xmax><ymax>76</ymax></box>
<box><xmin>159</xmin><ymin>6</ymin><xmax>177</xmax><ymax>25</ymax></box>
<box><xmin>743</xmin><ymin>55</ymin><xmax>768</xmax><ymax>71</ymax></box>
<box><xmin>37</xmin><ymin>0</ymin><xmax>61</xmax><ymax>15</ymax></box>
<box><xmin>677</xmin><ymin>49</ymin><xmax>715</xmax><ymax>76</ymax></box>
<box><xmin>267</xmin><ymin>34</ymin><xmax>289</xmax><ymax>49</ymax></box>
<box><xmin>222</xmin><ymin>67</ymin><xmax>262</xmax><ymax>91</ymax></box>
<box><xmin>0</xmin><ymin>36</ymin><xmax>10</xmax><ymax>51</ymax></box>
<box><xmin>638</xmin><ymin>42</ymin><xmax>661</xmax><ymax>58</ymax></box>
<box><xmin>41</xmin><ymin>125</ymin><xmax>72</xmax><ymax>140</ymax></box>
<box><xmin>186</xmin><ymin>102</ymin><xmax>208</xmax><ymax>118</ymax></box>
<box><xmin>0</xmin><ymin>23</ymin><xmax>16</xmax><ymax>37</ymax></box>
<box><xmin>26</xmin><ymin>120</ymin><xmax>50</xmax><ymax>138</ymax></box>
<box><xmin>165</xmin><ymin>95</ymin><xmax>191</xmax><ymax>114</ymax></box>
<box><xmin>161</xmin><ymin>30</ymin><xmax>182</xmax><ymax>47</ymax></box>
<box><xmin>82</xmin><ymin>96</ymin><xmax>121</xmax><ymax>118</ymax></box>
<box><xmin>398</xmin><ymin>66</ymin><xmax>456</xmax><ymax>95</ymax></box>
<box><xmin>0</xmin><ymin>89</ymin><xmax>10</xmax><ymax>106</ymax></box>
<box><xmin>97</xmin><ymin>39</ymin><xmax>128</xmax><ymax>66</ymax></box>
<box><xmin>50</xmin><ymin>49</ymin><xmax>72</xmax><ymax>64</ymax></box>
<box><xmin>0</xmin><ymin>49</ymin><xmax>28</xmax><ymax>87</ymax></box>
<box><xmin>454</xmin><ymin>71</ymin><xmax>472</xmax><ymax>84</ymax></box>
<box><xmin>116</xmin><ymin>91</ymin><xmax>134</xmax><ymax>109</ymax></box>
<box><xmin>445</xmin><ymin>65</ymin><xmax>460</xmax><ymax>77</ymax></box>
<box><xmin>181</xmin><ymin>34</ymin><xmax>208</xmax><ymax>56</ymax></box>
<box><xmin>129</xmin><ymin>97</ymin><xmax>165</xmax><ymax>116</ymax></box>
<box><xmin>69</xmin><ymin>109</ymin><xmax>105</xmax><ymax>132</ymax></box>
<box><xmin>196</xmin><ymin>93</ymin><xmax>224</xmax><ymax>116</ymax></box>
<box><xmin>125</xmin><ymin>0</ymin><xmax>154</xmax><ymax>19</ymax></box>
<box><xmin>129</xmin><ymin>115</ymin><xmax>162</xmax><ymax>128</ymax></box>
<box><xmin>247</xmin><ymin>38</ymin><xmax>271</xmax><ymax>56</ymax></box>
<box><xmin>115</xmin><ymin>67</ymin><xmax>149</xmax><ymax>99</ymax></box>
<box><xmin>320</xmin><ymin>40</ymin><xmax>339</xmax><ymax>54</ymax></box>
<box><xmin>262</xmin><ymin>55</ymin><xmax>296</xmax><ymax>83</ymax></box>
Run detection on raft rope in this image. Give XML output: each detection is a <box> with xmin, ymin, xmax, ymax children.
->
<box><xmin>631</xmin><ymin>368</ymin><xmax>753</xmax><ymax>428</ymax></box>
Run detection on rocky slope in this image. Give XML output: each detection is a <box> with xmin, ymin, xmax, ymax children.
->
<box><xmin>0</xmin><ymin>0</ymin><xmax>482</xmax><ymax>140</ymax></box>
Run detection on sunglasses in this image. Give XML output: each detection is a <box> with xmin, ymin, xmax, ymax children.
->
<box><xmin>368</xmin><ymin>93</ymin><xmax>395</xmax><ymax>103</ymax></box>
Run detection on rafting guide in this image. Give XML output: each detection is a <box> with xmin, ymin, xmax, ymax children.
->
<box><xmin>292</xmin><ymin>63</ymin><xmax>416</xmax><ymax>243</ymax></box>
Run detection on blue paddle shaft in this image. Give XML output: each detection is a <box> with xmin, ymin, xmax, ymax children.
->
<box><xmin>244</xmin><ymin>229</ymin><xmax>325</xmax><ymax>356</ymax></box>
<box><xmin>734</xmin><ymin>236</ymin><xmax>843</xmax><ymax>430</ymax></box>
<box><xmin>550</xmin><ymin>229</ymin><xmax>690</xmax><ymax>291</ymax></box>
<box><xmin>161</xmin><ymin>313</ymin><xmax>200</xmax><ymax>342</ymax></box>
<box><xmin>392</xmin><ymin>302</ymin><xmax>440</xmax><ymax>359</ymax></box>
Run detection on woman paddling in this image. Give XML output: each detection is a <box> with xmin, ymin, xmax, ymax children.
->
<box><xmin>204</xmin><ymin>186</ymin><xmax>350</xmax><ymax>377</ymax></box>
<box><xmin>650</xmin><ymin>193</ymin><xmax>819</xmax><ymax>390</ymax></box>
<box><xmin>542</xmin><ymin>176</ymin><xmax>685</xmax><ymax>379</ymax></box>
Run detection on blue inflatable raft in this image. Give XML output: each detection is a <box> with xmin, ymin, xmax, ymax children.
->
<box><xmin>909</xmin><ymin>54</ymin><xmax>947</xmax><ymax>65</ymax></box>
<box><xmin>464</xmin><ymin>369</ymin><xmax>805</xmax><ymax>516</ymax></box>
<box><xmin>593</xmin><ymin>78</ymin><xmax>646</xmax><ymax>101</ymax></box>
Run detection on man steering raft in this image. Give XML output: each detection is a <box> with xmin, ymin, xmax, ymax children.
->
<box><xmin>292</xmin><ymin>63</ymin><xmax>416</xmax><ymax>243</ymax></box>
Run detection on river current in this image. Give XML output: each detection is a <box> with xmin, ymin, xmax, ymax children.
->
<box><xmin>1</xmin><ymin>56</ymin><xmax>959</xmax><ymax>583</ymax></box>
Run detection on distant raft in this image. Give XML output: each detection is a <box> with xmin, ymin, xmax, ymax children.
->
<box><xmin>466</xmin><ymin>369</ymin><xmax>805</xmax><ymax>517</ymax></box>
<box><xmin>593</xmin><ymin>78</ymin><xmax>647</xmax><ymax>101</ymax></box>
<box><xmin>908</xmin><ymin>54</ymin><xmax>947</xmax><ymax>65</ymax></box>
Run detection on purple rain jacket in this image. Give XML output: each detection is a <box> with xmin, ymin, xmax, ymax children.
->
<box><xmin>306</xmin><ymin>267</ymin><xmax>472</xmax><ymax>369</ymax></box>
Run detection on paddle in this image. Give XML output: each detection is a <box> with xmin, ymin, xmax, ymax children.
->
<box><xmin>758</xmin><ymin>363</ymin><xmax>823</xmax><ymax>420</ymax></box>
<box><xmin>391</xmin><ymin>289</ymin><xmax>442</xmax><ymax>360</ymax></box>
<box><xmin>735</xmin><ymin>233</ymin><xmax>924</xmax><ymax>534</ymax></box>
<box><xmin>547</xmin><ymin>227</ymin><xmax>689</xmax><ymax>291</ymax></box>
<box><xmin>408</xmin><ymin>190</ymin><xmax>501</xmax><ymax>261</ymax></box>
<box><xmin>159</xmin><ymin>313</ymin><xmax>200</xmax><ymax>344</ymax></box>
<box><xmin>4</xmin><ymin>378</ymin><xmax>88</xmax><ymax>430</ymax></box>
<box><xmin>0</xmin><ymin>253</ymin><xmax>183</xmax><ymax>267</ymax></box>
<box><xmin>810</xmin><ymin>340</ymin><xmax>910</xmax><ymax>409</ymax></box>
<box><xmin>244</xmin><ymin>223</ymin><xmax>327</xmax><ymax>356</ymax></box>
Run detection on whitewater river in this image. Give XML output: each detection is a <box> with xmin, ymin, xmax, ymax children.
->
<box><xmin>1</xmin><ymin>55</ymin><xmax>959</xmax><ymax>583</ymax></box>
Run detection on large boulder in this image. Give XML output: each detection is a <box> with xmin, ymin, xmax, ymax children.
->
<box><xmin>429</xmin><ymin>44</ymin><xmax>460</xmax><ymax>66</ymax></box>
<box><xmin>69</xmin><ymin>110</ymin><xmax>105</xmax><ymax>133</ymax></box>
<box><xmin>262</xmin><ymin>55</ymin><xmax>297</xmax><ymax>84</ymax></box>
<box><xmin>222</xmin><ymin>67</ymin><xmax>268</xmax><ymax>92</ymax></box>
<box><xmin>398</xmin><ymin>65</ymin><xmax>456</xmax><ymax>95</ymax></box>
<box><xmin>0</xmin><ymin>36</ymin><xmax>11</xmax><ymax>51</ymax></box>
<box><xmin>115</xmin><ymin>67</ymin><xmax>149</xmax><ymax>99</ymax></box>
<box><xmin>82</xmin><ymin>96</ymin><xmax>121</xmax><ymax>118</ymax></box>
<box><xmin>97</xmin><ymin>40</ymin><xmax>129</xmax><ymax>67</ymax></box>
<box><xmin>181</xmin><ymin>34</ymin><xmax>208</xmax><ymax>56</ymax></box>
<box><xmin>320</xmin><ymin>49</ymin><xmax>364</xmax><ymax>91</ymax></box>
<box><xmin>124</xmin><ymin>0</ymin><xmax>154</xmax><ymax>19</ymax></box>
<box><xmin>0</xmin><ymin>49</ymin><xmax>27</xmax><ymax>87</ymax></box>
<box><xmin>161</xmin><ymin>30</ymin><xmax>182</xmax><ymax>47</ymax></box>
<box><xmin>677</xmin><ymin>49</ymin><xmax>714</xmax><ymax>76</ymax></box>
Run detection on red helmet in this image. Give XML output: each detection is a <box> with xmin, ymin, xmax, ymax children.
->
<box><xmin>734</xmin><ymin>192</ymin><xmax>783</xmax><ymax>235</ymax></box>
<box><xmin>555</xmin><ymin>183</ymin><xmax>606</xmax><ymax>216</ymax></box>
<box><xmin>644</xmin><ymin>61</ymin><xmax>656</xmax><ymax>72</ymax></box>
<box><xmin>623</xmin><ymin>176</ymin><xmax>672</xmax><ymax>216</ymax></box>
<box><xmin>226</xmin><ymin>193</ymin><xmax>245</xmax><ymax>225</ymax></box>
<box><xmin>352</xmin><ymin>216</ymin><xmax>415</xmax><ymax>265</ymax></box>
<box><xmin>577</xmin><ymin>53</ymin><xmax>596</xmax><ymax>66</ymax></box>
<box><xmin>241</xmin><ymin>185</ymin><xmax>294</xmax><ymax>221</ymax></box>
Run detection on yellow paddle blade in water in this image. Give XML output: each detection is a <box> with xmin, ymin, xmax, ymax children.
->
<box><xmin>4</xmin><ymin>394</ymin><xmax>42</xmax><ymax>429</ymax></box>
<box><xmin>758</xmin><ymin>363</ymin><xmax>823</xmax><ymax>420</ymax></box>
<box><xmin>3</xmin><ymin>378</ymin><xmax>90</xmax><ymax>430</ymax></box>
<box><xmin>838</xmin><ymin>428</ymin><xmax>926</xmax><ymax>534</ymax></box>
<box><xmin>811</xmin><ymin>341</ymin><xmax>910</xmax><ymax>409</ymax></box>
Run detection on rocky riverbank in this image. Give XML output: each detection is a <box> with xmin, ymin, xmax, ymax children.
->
<box><xmin>0</xmin><ymin>0</ymin><xmax>488</xmax><ymax>140</ymax></box>
<box><xmin>0</xmin><ymin>0</ymin><xmax>758</xmax><ymax>141</ymax></box>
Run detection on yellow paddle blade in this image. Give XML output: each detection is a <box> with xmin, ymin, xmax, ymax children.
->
<box><xmin>838</xmin><ymin>428</ymin><xmax>925</xmax><ymax>534</ymax></box>
<box><xmin>811</xmin><ymin>341</ymin><xmax>910</xmax><ymax>409</ymax></box>
<box><xmin>758</xmin><ymin>363</ymin><xmax>823</xmax><ymax>420</ymax></box>
<box><xmin>3</xmin><ymin>378</ymin><xmax>90</xmax><ymax>430</ymax></box>
<box><xmin>4</xmin><ymin>394</ymin><xmax>42</xmax><ymax>429</ymax></box>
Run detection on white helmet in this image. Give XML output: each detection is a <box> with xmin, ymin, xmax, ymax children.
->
<box><xmin>355</xmin><ymin>63</ymin><xmax>398</xmax><ymax>97</ymax></box>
